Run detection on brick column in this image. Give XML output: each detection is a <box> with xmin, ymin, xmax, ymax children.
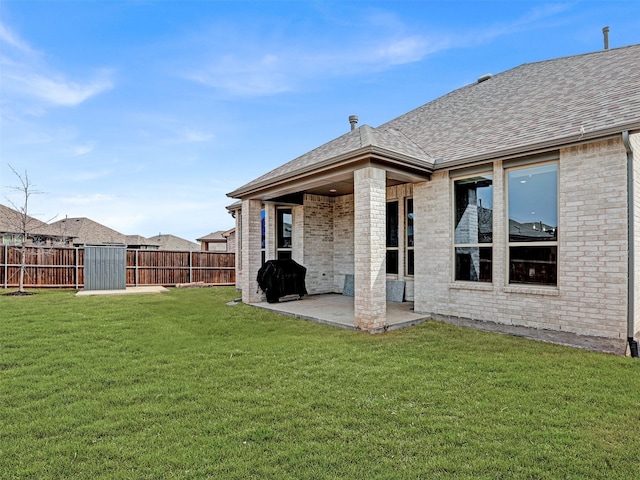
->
<box><xmin>265</xmin><ymin>203</ymin><xmax>276</xmax><ymax>261</ymax></box>
<box><xmin>354</xmin><ymin>166</ymin><xmax>387</xmax><ymax>331</ymax></box>
<box><xmin>241</xmin><ymin>199</ymin><xmax>264</xmax><ymax>303</ymax></box>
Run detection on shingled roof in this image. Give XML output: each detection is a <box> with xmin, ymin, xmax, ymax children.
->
<box><xmin>229</xmin><ymin>44</ymin><xmax>640</xmax><ymax>198</ymax></box>
<box><xmin>44</xmin><ymin>217</ymin><xmax>126</xmax><ymax>245</ymax></box>
<box><xmin>0</xmin><ymin>203</ymin><xmax>47</xmax><ymax>234</ymax></box>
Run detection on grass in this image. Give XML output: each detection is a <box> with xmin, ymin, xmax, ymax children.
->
<box><xmin>1</xmin><ymin>287</ymin><xmax>639</xmax><ymax>479</ymax></box>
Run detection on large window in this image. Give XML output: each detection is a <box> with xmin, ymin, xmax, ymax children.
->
<box><xmin>386</xmin><ymin>201</ymin><xmax>399</xmax><ymax>274</ymax></box>
<box><xmin>507</xmin><ymin>163</ymin><xmax>557</xmax><ymax>286</ymax></box>
<box><xmin>276</xmin><ymin>208</ymin><xmax>292</xmax><ymax>260</ymax></box>
<box><xmin>406</xmin><ymin>198</ymin><xmax>414</xmax><ymax>276</ymax></box>
<box><xmin>454</xmin><ymin>174</ymin><xmax>493</xmax><ymax>282</ymax></box>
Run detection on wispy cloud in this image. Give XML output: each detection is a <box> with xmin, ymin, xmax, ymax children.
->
<box><xmin>0</xmin><ymin>20</ymin><xmax>114</xmax><ymax>109</ymax></box>
<box><xmin>180</xmin><ymin>127</ymin><xmax>215</xmax><ymax>143</ymax></box>
<box><xmin>182</xmin><ymin>3</ymin><xmax>572</xmax><ymax>97</ymax></box>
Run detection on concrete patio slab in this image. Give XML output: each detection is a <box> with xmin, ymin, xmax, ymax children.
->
<box><xmin>75</xmin><ymin>286</ymin><xmax>169</xmax><ymax>296</ymax></box>
<box><xmin>252</xmin><ymin>293</ymin><xmax>429</xmax><ymax>332</ymax></box>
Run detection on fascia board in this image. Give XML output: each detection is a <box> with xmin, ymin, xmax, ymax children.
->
<box><xmin>227</xmin><ymin>146</ymin><xmax>434</xmax><ymax>199</ymax></box>
<box><xmin>437</xmin><ymin>122</ymin><xmax>640</xmax><ymax>172</ymax></box>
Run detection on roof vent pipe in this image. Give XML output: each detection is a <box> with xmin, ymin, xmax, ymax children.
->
<box><xmin>349</xmin><ymin>115</ymin><xmax>358</xmax><ymax>131</ymax></box>
<box><xmin>603</xmin><ymin>26</ymin><xmax>610</xmax><ymax>50</ymax></box>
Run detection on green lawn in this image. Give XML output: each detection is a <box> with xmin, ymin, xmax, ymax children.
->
<box><xmin>1</xmin><ymin>287</ymin><xmax>639</xmax><ymax>479</ymax></box>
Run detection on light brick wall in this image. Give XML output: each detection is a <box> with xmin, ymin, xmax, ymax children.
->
<box><xmin>301</xmin><ymin>194</ymin><xmax>334</xmax><ymax>294</ymax></box>
<box><xmin>265</xmin><ymin>204</ymin><xmax>276</xmax><ymax>261</ymax></box>
<box><xmin>354</xmin><ymin>166</ymin><xmax>387</xmax><ymax>330</ymax></box>
<box><xmin>415</xmin><ymin>137</ymin><xmax>630</xmax><ymax>346</ymax></box>
<box><xmin>292</xmin><ymin>205</ymin><xmax>304</xmax><ymax>264</ymax></box>
<box><xmin>240</xmin><ymin>199</ymin><xmax>264</xmax><ymax>303</ymax></box>
<box><xmin>632</xmin><ymin>132</ymin><xmax>640</xmax><ymax>339</ymax></box>
<box><xmin>333</xmin><ymin>194</ymin><xmax>354</xmax><ymax>293</ymax></box>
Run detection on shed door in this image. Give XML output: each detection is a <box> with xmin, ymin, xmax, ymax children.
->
<box><xmin>84</xmin><ymin>246</ymin><xmax>126</xmax><ymax>291</ymax></box>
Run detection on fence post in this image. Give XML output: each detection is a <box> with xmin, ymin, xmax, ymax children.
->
<box><xmin>3</xmin><ymin>244</ymin><xmax>7</xmax><ymax>289</ymax></box>
<box><xmin>189</xmin><ymin>250</ymin><xmax>193</xmax><ymax>283</ymax></box>
<box><xmin>74</xmin><ymin>247</ymin><xmax>79</xmax><ymax>289</ymax></box>
<box><xmin>135</xmin><ymin>249</ymin><xmax>139</xmax><ymax>287</ymax></box>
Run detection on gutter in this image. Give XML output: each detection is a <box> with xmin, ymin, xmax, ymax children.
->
<box><xmin>623</xmin><ymin>130</ymin><xmax>639</xmax><ymax>358</ymax></box>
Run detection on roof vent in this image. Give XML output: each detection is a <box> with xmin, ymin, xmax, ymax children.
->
<box><xmin>349</xmin><ymin>115</ymin><xmax>358</xmax><ymax>131</ymax></box>
<box><xmin>477</xmin><ymin>73</ymin><xmax>492</xmax><ymax>83</ymax></box>
<box><xmin>602</xmin><ymin>26</ymin><xmax>610</xmax><ymax>50</ymax></box>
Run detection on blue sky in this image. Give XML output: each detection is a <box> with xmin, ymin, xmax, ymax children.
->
<box><xmin>1</xmin><ymin>1</ymin><xmax>638</xmax><ymax>242</ymax></box>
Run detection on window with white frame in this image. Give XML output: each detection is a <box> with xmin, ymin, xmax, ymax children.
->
<box><xmin>507</xmin><ymin>163</ymin><xmax>557</xmax><ymax>286</ymax></box>
<box><xmin>386</xmin><ymin>201</ymin><xmax>399</xmax><ymax>274</ymax></box>
<box><xmin>454</xmin><ymin>174</ymin><xmax>493</xmax><ymax>282</ymax></box>
<box><xmin>276</xmin><ymin>208</ymin><xmax>292</xmax><ymax>260</ymax></box>
<box><xmin>406</xmin><ymin>198</ymin><xmax>414</xmax><ymax>276</ymax></box>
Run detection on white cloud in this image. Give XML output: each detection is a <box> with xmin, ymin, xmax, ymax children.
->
<box><xmin>182</xmin><ymin>4</ymin><xmax>573</xmax><ymax>97</ymax></box>
<box><xmin>0</xmin><ymin>20</ymin><xmax>114</xmax><ymax>109</ymax></box>
<box><xmin>0</xmin><ymin>21</ymin><xmax>35</xmax><ymax>55</ymax></box>
<box><xmin>181</xmin><ymin>127</ymin><xmax>214</xmax><ymax>143</ymax></box>
<box><xmin>72</xmin><ymin>143</ymin><xmax>94</xmax><ymax>156</ymax></box>
<box><xmin>5</xmin><ymin>70</ymin><xmax>114</xmax><ymax>107</ymax></box>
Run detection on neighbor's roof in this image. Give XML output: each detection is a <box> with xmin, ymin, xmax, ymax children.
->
<box><xmin>125</xmin><ymin>235</ymin><xmax>158</xmax><ymax>247</ymax></box>
<box><xmin>147</xmin><ymin>234</ymin><xmax>199</xmax><ymax>251</ymax></box>
<box><xmin>0</xmin><ymin>203</ymin><xmax>48</xmax><ymax>233</ymax></box>
<box><xmin>196</xmin><ymin>231</ymin><xmax>228</xmax><ymax>242</ymax></box>
<box><xmin>44</xmin><ymin>217</ymin><xmax>126</xmax><ymax>245</ymax></box>
<box><xmin>229</xmin><ymin>44</ymin><xmax>640</xmax><ymax>198</ymax></box>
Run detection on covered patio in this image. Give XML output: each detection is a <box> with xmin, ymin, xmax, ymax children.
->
<box><xmin>251</xmin><ymin>294</ymin><xmax>429</xmax><ymax>332</ymax></box>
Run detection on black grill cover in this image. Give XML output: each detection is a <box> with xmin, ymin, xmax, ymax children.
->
<box><xmin>257</xmin><ymin>259</ymin><xmax>308</xmax><ymax>303</ymax></box>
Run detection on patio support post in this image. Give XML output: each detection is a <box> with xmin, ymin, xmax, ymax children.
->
<box><xmin>354</xmin><ymin>166</ymin><xmax>387</xmax><ymax>331</ymax></box>
<box><xmin>240</xmin><ymin>198</ymin><xmax>264</xmax><ymax>303</ymax></box>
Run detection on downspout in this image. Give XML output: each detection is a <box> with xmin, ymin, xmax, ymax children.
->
<box><xmin>623</xmin><ymin>130</ymin><xmax>639</xmax><ymax>357</ymax></box>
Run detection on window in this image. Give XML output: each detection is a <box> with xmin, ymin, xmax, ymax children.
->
<box><xmin>406</xmin><ymin>198</ymin><xmax>414</xmax><ymax>276</ymax></box>
<box><xmin>276</xmin><ymin>208</ymin><xmax>292</xmax><ymax>260</ymax></box>
<box><xmin>386</xmin><ymin>201</ymin><xmax>399</xmax><ymax>274</ymax></box>
<box><xmin>454</xmin><ymin>174</ymin><xmax>493</xmax><ymax>282</ymax></box>
<box><xmin>507</xmin><ymin>163</ymin><xmax>557</xmax><ymax>286</ymax></box>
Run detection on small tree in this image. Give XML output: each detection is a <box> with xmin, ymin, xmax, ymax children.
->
<box><xmin>3</xmin><ymin>166</ymin><xmax>46</xmax><ymax>292</ymax></box>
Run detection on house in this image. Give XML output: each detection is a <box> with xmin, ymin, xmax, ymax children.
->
<box><xmin>125</xmin><ymin>235</ymin><xmax>160</xmax><ymax>250</ymax></box>
<box><xmin>227</xmin><ymin>44</ymin><xmax>640</xmax><ymax>355</ymax></box>
<box><xmin>45</xmin><ymin>217</ymin><xmax>126</xmax><ymax>246</ymax></box>
<box><xmin>196</xmin><ymin>228</ymin><xmax>236</xmax><ymax>252</ymax></box>
<box><xmin>0</xmin><ymin>203</ymin><xmax>63</xmax><ymax>246</ymax></box>
<box><xmin>147</xmin><ymin>234</ymin><xmax>199</xmax><ymax>251</ymax></box>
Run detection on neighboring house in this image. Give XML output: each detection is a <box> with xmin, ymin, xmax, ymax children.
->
<box><xmin>147</xmin><ymin>234</ymin><xmax>199</xmax><ymax>251</ymax></box>
<box><xmin>196</xmin><ymin>228</ymin><xmax>236</xmax><ymax>252</ymax></box>
<box><xmin>227</xmin><ymin>44</ymin><xmax>640</xmax><ymax>355</ymax></box>
<box><xmin>125</xmin><ymin>235</ymin><xmax>160</xmax><ymax>250</ymax></box>
<box><xmin>0</xmin><ymin>203</ymin><xmax>62</xmax><ymax>246</ymax></box>
<box><xmin>44</xmin><ymin>217</ymin><xmax>126</xmax><ymax>246</ymax></box>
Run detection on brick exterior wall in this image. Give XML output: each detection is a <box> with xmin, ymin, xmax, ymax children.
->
<box><xmin>415</xmin><ymin>137</ymin><xmax>630</xmax><ymax>350</ymax></box>
<box><xmin>333</xmin><ymin>194</ymin><xmax>354</xmax><ymax>293</ymax></box>
<box><xmin>240</xmin><ymin>199</ymin><xmax>264</xmax><ymax>303</ymax></box>
<box><xmin>299</xmin><ymin>194</ymin><xmax>335</xmax><ymax>294</ymax></box>
<box><xmin>631</xmin><ymin>132</ymin><xmax>640</xmax><ymax>341</ymax></box>
<box><xmin>353</xmin><ymin>167</ymin><xmax>387</xmax><ymax>330</ymax></box>
<box><xmin>233</xmin><ymin>135</ymin><xmax>634</xmax><ymax>349</ymax></box>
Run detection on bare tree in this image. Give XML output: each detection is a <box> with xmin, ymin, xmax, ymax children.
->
<box><xmin>3</xmin><ymin>166</ymin><xmax>47</xmax><ymax>293</ymax></box>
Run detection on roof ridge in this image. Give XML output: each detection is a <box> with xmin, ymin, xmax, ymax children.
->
<box><xmin>359</xmin><ymin>124</ymin><xmax>376</xmax><ymax>147</ymax></box>
<box><xmin>381</xmin><ymin>126</ymin><xmax>434</xmax><ymax>161</ymax></box>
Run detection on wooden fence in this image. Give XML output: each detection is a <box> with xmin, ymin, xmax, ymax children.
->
<box><xmin>1</xmin><ymin>245</ymin><xmax>235</xmax><ymax>288</ymax></box>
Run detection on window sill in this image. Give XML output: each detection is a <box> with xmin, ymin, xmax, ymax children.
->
<box><xmin>502</xmin><ymin>285</ymin><xmax>559</xmax><ymax>296</ymax></box>
<box><xmin>449</xmin><ymin>282</ymin><xmax>494</xmax><ymax>292</ymax></box>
